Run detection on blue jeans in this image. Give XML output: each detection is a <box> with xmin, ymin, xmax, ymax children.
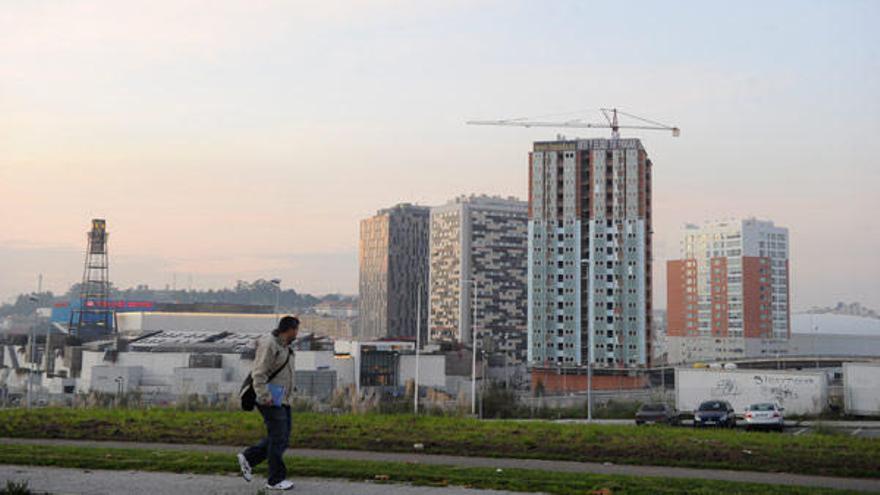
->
<box><xmin>243</xmin><ymin>404</ymin><xmax>291</xmax><ymax>485</ymax></box>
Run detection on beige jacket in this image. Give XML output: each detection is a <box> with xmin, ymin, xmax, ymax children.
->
<box><xmin>251</xmin><ymin>334</ymin><xmax>296</xmax><ymax>406</ymax></box>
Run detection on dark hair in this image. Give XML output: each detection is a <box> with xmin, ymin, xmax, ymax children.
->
<box><xmin>274</xmin><ymin>316</ymin><xmax>300</xmax><ymax>335</ymax></box>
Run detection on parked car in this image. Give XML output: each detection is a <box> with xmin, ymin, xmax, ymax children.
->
<box><xmin>635</xmin><ymin>403</ymin><xmax>679</xmax><ymax>425</ymax></box>
<box><xmin>744</xmin><ymin>403</ymin><xmax>784</xmax><ymax>431</ymax></box>
<box><xmin>693</xmin><ymin>400</ymin><xmax>736</xmax><ymax>428</ymax></box>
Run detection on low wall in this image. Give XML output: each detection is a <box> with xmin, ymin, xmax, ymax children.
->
<box><xmin>531</xmin><ymin>369</ymin><xmax>648</xmax><ymax>393</ymax></box>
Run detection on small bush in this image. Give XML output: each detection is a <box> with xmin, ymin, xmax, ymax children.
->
<box><xmin>481</xmin><ymin>382</ymin><xmax>519</xmax><ymax>418</ymax></box>
<box><xmin>1</xmin><ymin>480</ymin><xmax>49</xmax><ymax>495</ymax></box>
<box><xmin>593</xmin><ymin>399</ymin><xmax>641</xmax><ymax>419</ymax></box>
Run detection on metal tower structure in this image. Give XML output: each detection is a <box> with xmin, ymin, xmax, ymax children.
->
<box><xmin>69</xmin><ymin>219</ymin><xmax>114</xmax><ymax>337</ymax></box>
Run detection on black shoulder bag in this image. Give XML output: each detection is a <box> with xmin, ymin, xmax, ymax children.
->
<box><xmin>240</xmin><ymin>350</ymin><xmax>291</xmax><ymax>411</ymax></box>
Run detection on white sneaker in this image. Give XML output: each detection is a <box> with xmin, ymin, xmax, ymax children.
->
<box><xmin>265</xmin><ymin>479</ymin><xmax>295</xmax><ymax>490</ymax></box>
<box><xmin>236</xmin><ymin>453</ymin><xmax>252</xmax><ymax>482</ymax></box>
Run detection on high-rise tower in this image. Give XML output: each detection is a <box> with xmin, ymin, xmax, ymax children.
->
<box><xmin>358</xmin><ymin>204</ymin><xmax>430</xmax><ymax>341</ymax></box>
<box><xmin>528</xmin><ymin>138</ymin><xmax>653</xmax><ymax>370</ymax></box>
<box><xmin>428</xmin><ymin>195</ymin><xmax>528</xmax><ymax>364</ymax></box>
<box><xmin>69</xmin><ymin>219</ymin><xmax>114</xmax><ymax>337</ymax></box>
<box><xmin>666</xmin><ymin>218</ymin><xmax>790</xmax><ymax>363</ymax></box>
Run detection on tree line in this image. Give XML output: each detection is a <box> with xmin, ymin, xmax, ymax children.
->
<box><xmin>0</xmin><ymin>279</ymin><xmax>353</xmax><ymax>318</ymax></box>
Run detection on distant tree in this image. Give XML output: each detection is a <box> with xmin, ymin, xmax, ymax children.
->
<box><xmin>534</xmin><ymin>380</ymin><xmax>545</xmax><ymax>398</ymax></box>
<box><xmin>1</xmin><ymin>279</ymin><xmax>338</xmax><ymax>316</ymax></box>
<box><xmin>0</xmin><ymin>291</ymin><xmax>56</xmax><ymax>318</ymax></box>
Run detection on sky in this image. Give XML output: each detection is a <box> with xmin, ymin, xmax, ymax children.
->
<box><xmin>1</xmin><ymin>0</ymin><xmax>878</xmax><ymax>310</ymax></box>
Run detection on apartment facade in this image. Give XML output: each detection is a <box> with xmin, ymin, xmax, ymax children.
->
<box><xmin>527</xmin><ymin>138</ymin><xmax>653</xmax><ymax>370</ymax></box>
<box><xmin>358</xmin><ymin>204</ymin><xmax>430</xmax><ymax>341</ymax></box>
<box><xmin>428</xmin><ymin>195</ymin><xmax>529</xmax><ymax>364</ymax></box>
<box><xmin>666</xmin><ymin>218</ymin><xmax>790</xmax><ymax>363</ymax></box>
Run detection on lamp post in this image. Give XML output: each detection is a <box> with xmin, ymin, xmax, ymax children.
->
<box><xmin>811</xmin><ymin>313</ymin><xmax>818</xmax><ymax>369</ymax></box>
<box><xmin>463</xmin><ymin>278</ymin><xmax>479</xmax><ymax>417</ymax></box>
<box><xmin>114</xmin><ymin>376</ymin><xmax>124</xmax><ymax>408</ymax></box>
<box><xmin>27</xmin><ymin>294</ymin><xmax>39</xmax><ymax>409</ymax></box>
<box><xmin>579</xmin><ymin>259</ymin><xmax>593</xmax><ymax>422</ymax></box>
<box><xmin>414</xmin><ymin>282</ymin><xmax>422</xmax><ymax>415</ymax></box>
<box><xmin>480</xmin><ymin>348</ymin><xmax>486</xmax><ymax>419</ymax></box>
<box><xmin>270</xmin><ymin>279</ymin><xmax>282</xmax><ymax>324</ymax></box>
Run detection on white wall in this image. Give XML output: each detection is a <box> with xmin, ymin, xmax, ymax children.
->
<box><xmin>0</xmin><ymin>368</ymin><xmax>30</xmax><ymax>392</ymax></box>
<box><xmin>844</xmin><ymin>363</ymin><xmax>880</xmax><ymax>416</ymax></box>
<box><xmin>675</xmin><ymin>368</ymin><xmax>827</xmax><ymax>415</ymax></box>
<box><xmin>117</xmin><ymin>352</ymin><xmax>190</xmax><ymax>390</ymax></box>
<box><xmin>332</xmin><ymin>356</ymin><xmax>355</xmax><ymax>389</ymax></box>
<box><xmin>90</xmin><ymin>366</ymin><xmax>143</xmax><ymax>393</ymax></box>
<box><xmin>296</xmin><ymin>350</ymin><xmax>335</xmax><ymax>370</ymax></box>
<box><xmin>117</xmin><ymin>312</ymin><xmax>277</xmax><ymax>334</ymax></box>
<box><xmin>44</xmin><ymin>377</ymin><xmax>75</xmax><ymax>394</ymax></box>
<box><xmin>80</xmin><ymin>350</ymin><xmax>215</xmax><ymax>395</ymax></box>
<box><xmin>78</xmin><ymin>351</ymin><xmax>104</xmax><ymax>393</ymax></box>
<box><xmin>221</xmin><ymin>354</ymin><xmax>251</xmax><ymax>384</ymax></box>
<box><xmin>399</xmin><ymin>354</ymin><xmax>445</xmax><ymax>388</ymax></box>
<box><xmin>72</xmin><ymin>348</ymin><xmax>362</xmax><ymax>398</ymax></box>
<box><xmin>173</xmin><ymin>368</ymin><xmax>224</xmax><ymax>396</ymax></box>
<box><xmin>295</xmin><ymin>351</ymin><xmax>355</xmax><ymax>390</ymax></box>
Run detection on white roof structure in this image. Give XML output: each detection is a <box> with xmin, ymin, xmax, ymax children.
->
<box><xmin>792</xmin><ymin>313</ymin><xmax>880</xmax><ymax>337</ymax></box>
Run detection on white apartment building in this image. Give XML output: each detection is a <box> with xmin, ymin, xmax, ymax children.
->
<box><xmin>667</xmin><ymin>218</ymin><xmax>790</xmax><ymax>363</ymax></box>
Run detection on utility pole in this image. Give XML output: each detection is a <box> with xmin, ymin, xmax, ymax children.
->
<box><xmin>587</xmin><ymin>360</ymin><xmax>593</xmax><ymax>421</ymax></box>
<box><xmin>812</xmin><ymin>313</ymin><xmax>818</xmax><ymax>369</ymax></box>
<box><xmin>414</xmin><ymin>283</ymin><xmax>422</xmax><ymax>415</ymax></box>
<box><xmin>580</xmin><ymin>259</ymin><xmax>593</xmax><ymax>422</ymax></box>
<box><xmin>468</xmin><ymin>279</ymin><xmax>478</xmax><ymax>417</ymax></box>
<box><xmin>27</xmin><ymin>294</ymin><xmax>39</xmax><ymax>409</ymax></box>
<box><xmin>479</xmin><ymin>349</ymin><xmax>486</xmax><ymax>419</ymax></box>
<box><xmin>504</xmin><ymin>351</ymin><xmax>509</xmax><ymax>390</ymax></box>
<box><xmin>115</xmin><ymin>376</ymin><xmax>124</xmax><ymax>408</ymax></box>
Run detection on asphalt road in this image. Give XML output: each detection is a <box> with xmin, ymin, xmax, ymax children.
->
<box><xmin>0</xmin><ymin>465</ymin><xmax>535</xmax><ymax>495</ymax></box>
<box><xmin>3</xmin><ymin>438</ymin><xmax>880</xmax><ymax>493</ymax></box>
<box><xmin>553</xmin><ymin>418</ymin><xmax>880</xmax><ymax>437</ymax></box>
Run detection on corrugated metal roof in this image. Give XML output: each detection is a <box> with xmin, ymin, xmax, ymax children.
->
<box><xmin>127</xmin><ymin>330</ymin><xmax>259</xmax><ymax>352</ymax></box>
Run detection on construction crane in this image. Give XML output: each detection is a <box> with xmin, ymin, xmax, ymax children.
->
<box><xmin>466</xmin><ymin>108</ymin><xmax>680</xmax><ymax>139</ymax></box>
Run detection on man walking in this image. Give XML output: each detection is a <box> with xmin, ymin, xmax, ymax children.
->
<box><xmin>238</xmin><ymin>315</ymin><xmax>299</xmax><ymax>490</ymax></box>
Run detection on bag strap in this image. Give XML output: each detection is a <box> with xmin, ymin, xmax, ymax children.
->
<box><xmin>267</xmin><ymin>349</ymin><xmax>292</xmax><ymax>382</ymax></box>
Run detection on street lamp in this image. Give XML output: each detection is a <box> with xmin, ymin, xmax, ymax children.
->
<box><xmin>26</xmin><ymin>294</ymin><xmax>39</xmax><ymax>409</ymax></box>
<box><xmin>463</xmin><ymin>278</ymin><xmax>479</xmax><ymax>417</ymax></box>
<box><xmin>270</xmin><ymin>279</ymin><xmax>282</xmax><ymax>324</ymax></box>
<box><xmin>579</xmin><ymin>259</ymin><xmax>593</xmax><ymax>422</ymax></box>
<box><xmin>414</xmin><ymin>282</ymin><xmax>422</xmax><ymax>415</ymax></box>
<box><xmin>811</xmin><ymin>313</ymin><xmax>819</xmax><ymax>369</ymax></box>
<box><xmin>114</xmin><ymin>376</ymin><xmax>124</xmax><ymax>408</ymax></box>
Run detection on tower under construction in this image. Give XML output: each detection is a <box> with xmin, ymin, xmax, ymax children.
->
<box><xmin>527</xmin><ymin>138</ymin><xmax>653</xmax><ymax>370</ymax></box>
<box><xmin>69</xmin><ymin>219</ymin><xmax>114</xmax><ymax>338</ymax></box>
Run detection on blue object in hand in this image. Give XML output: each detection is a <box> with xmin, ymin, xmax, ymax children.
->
<box><xmin>268</xmin><ymin>384</ymin><xmax>285</xmax><ymax>406</ymax></box>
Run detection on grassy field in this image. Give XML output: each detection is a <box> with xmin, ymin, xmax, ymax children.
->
<box><xmin>0</xmin><ymin>408</ymin><xmax>877</xmax><ymax>479</ymax></box>
<box><xmin>0</xmin><ymin>443</ymin><xmax>864</xmax><ymax>495</ymax></box>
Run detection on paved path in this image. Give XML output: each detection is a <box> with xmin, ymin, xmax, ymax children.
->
<box><xmin>0</xmin><ymin>465</ymin><xmax>532</xmax><ymax>495</ymax></box>
<box><xmin>3</xmin><ymin>438</ymin><xmax>880</xmax><ymax>493</ymax></box>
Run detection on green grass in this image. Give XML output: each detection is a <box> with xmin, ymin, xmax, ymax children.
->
<box><xmin>0</xmin><ymin>443</ymin><xmax>863</xmax><ymax>495</ymax></box>
<box><xmin>0</xmin><ymin>408</ymin><xmax>878</xmax><ymax>479</ymax></box>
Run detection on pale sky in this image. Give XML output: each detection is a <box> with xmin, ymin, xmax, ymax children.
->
<box><xmin>1</xmin><ymin>1</ymin><xmax>878</xmax><ymax>309</ymax></box>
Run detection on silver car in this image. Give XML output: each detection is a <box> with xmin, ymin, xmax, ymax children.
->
<box><xmin>744</xmin><ymin>403</ymin><xmax>784</xmax><ymax>431</ymax></box>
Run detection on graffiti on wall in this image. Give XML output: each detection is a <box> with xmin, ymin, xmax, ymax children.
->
<box><xmin>710</xmin><ymin>378</ymin><xmax>740</xmax><ymax>398</ymax></box>
<box><xmin>752</xmin><ymin>374</ymin><xmax>815</xmax><ymax>405</ymax></box>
